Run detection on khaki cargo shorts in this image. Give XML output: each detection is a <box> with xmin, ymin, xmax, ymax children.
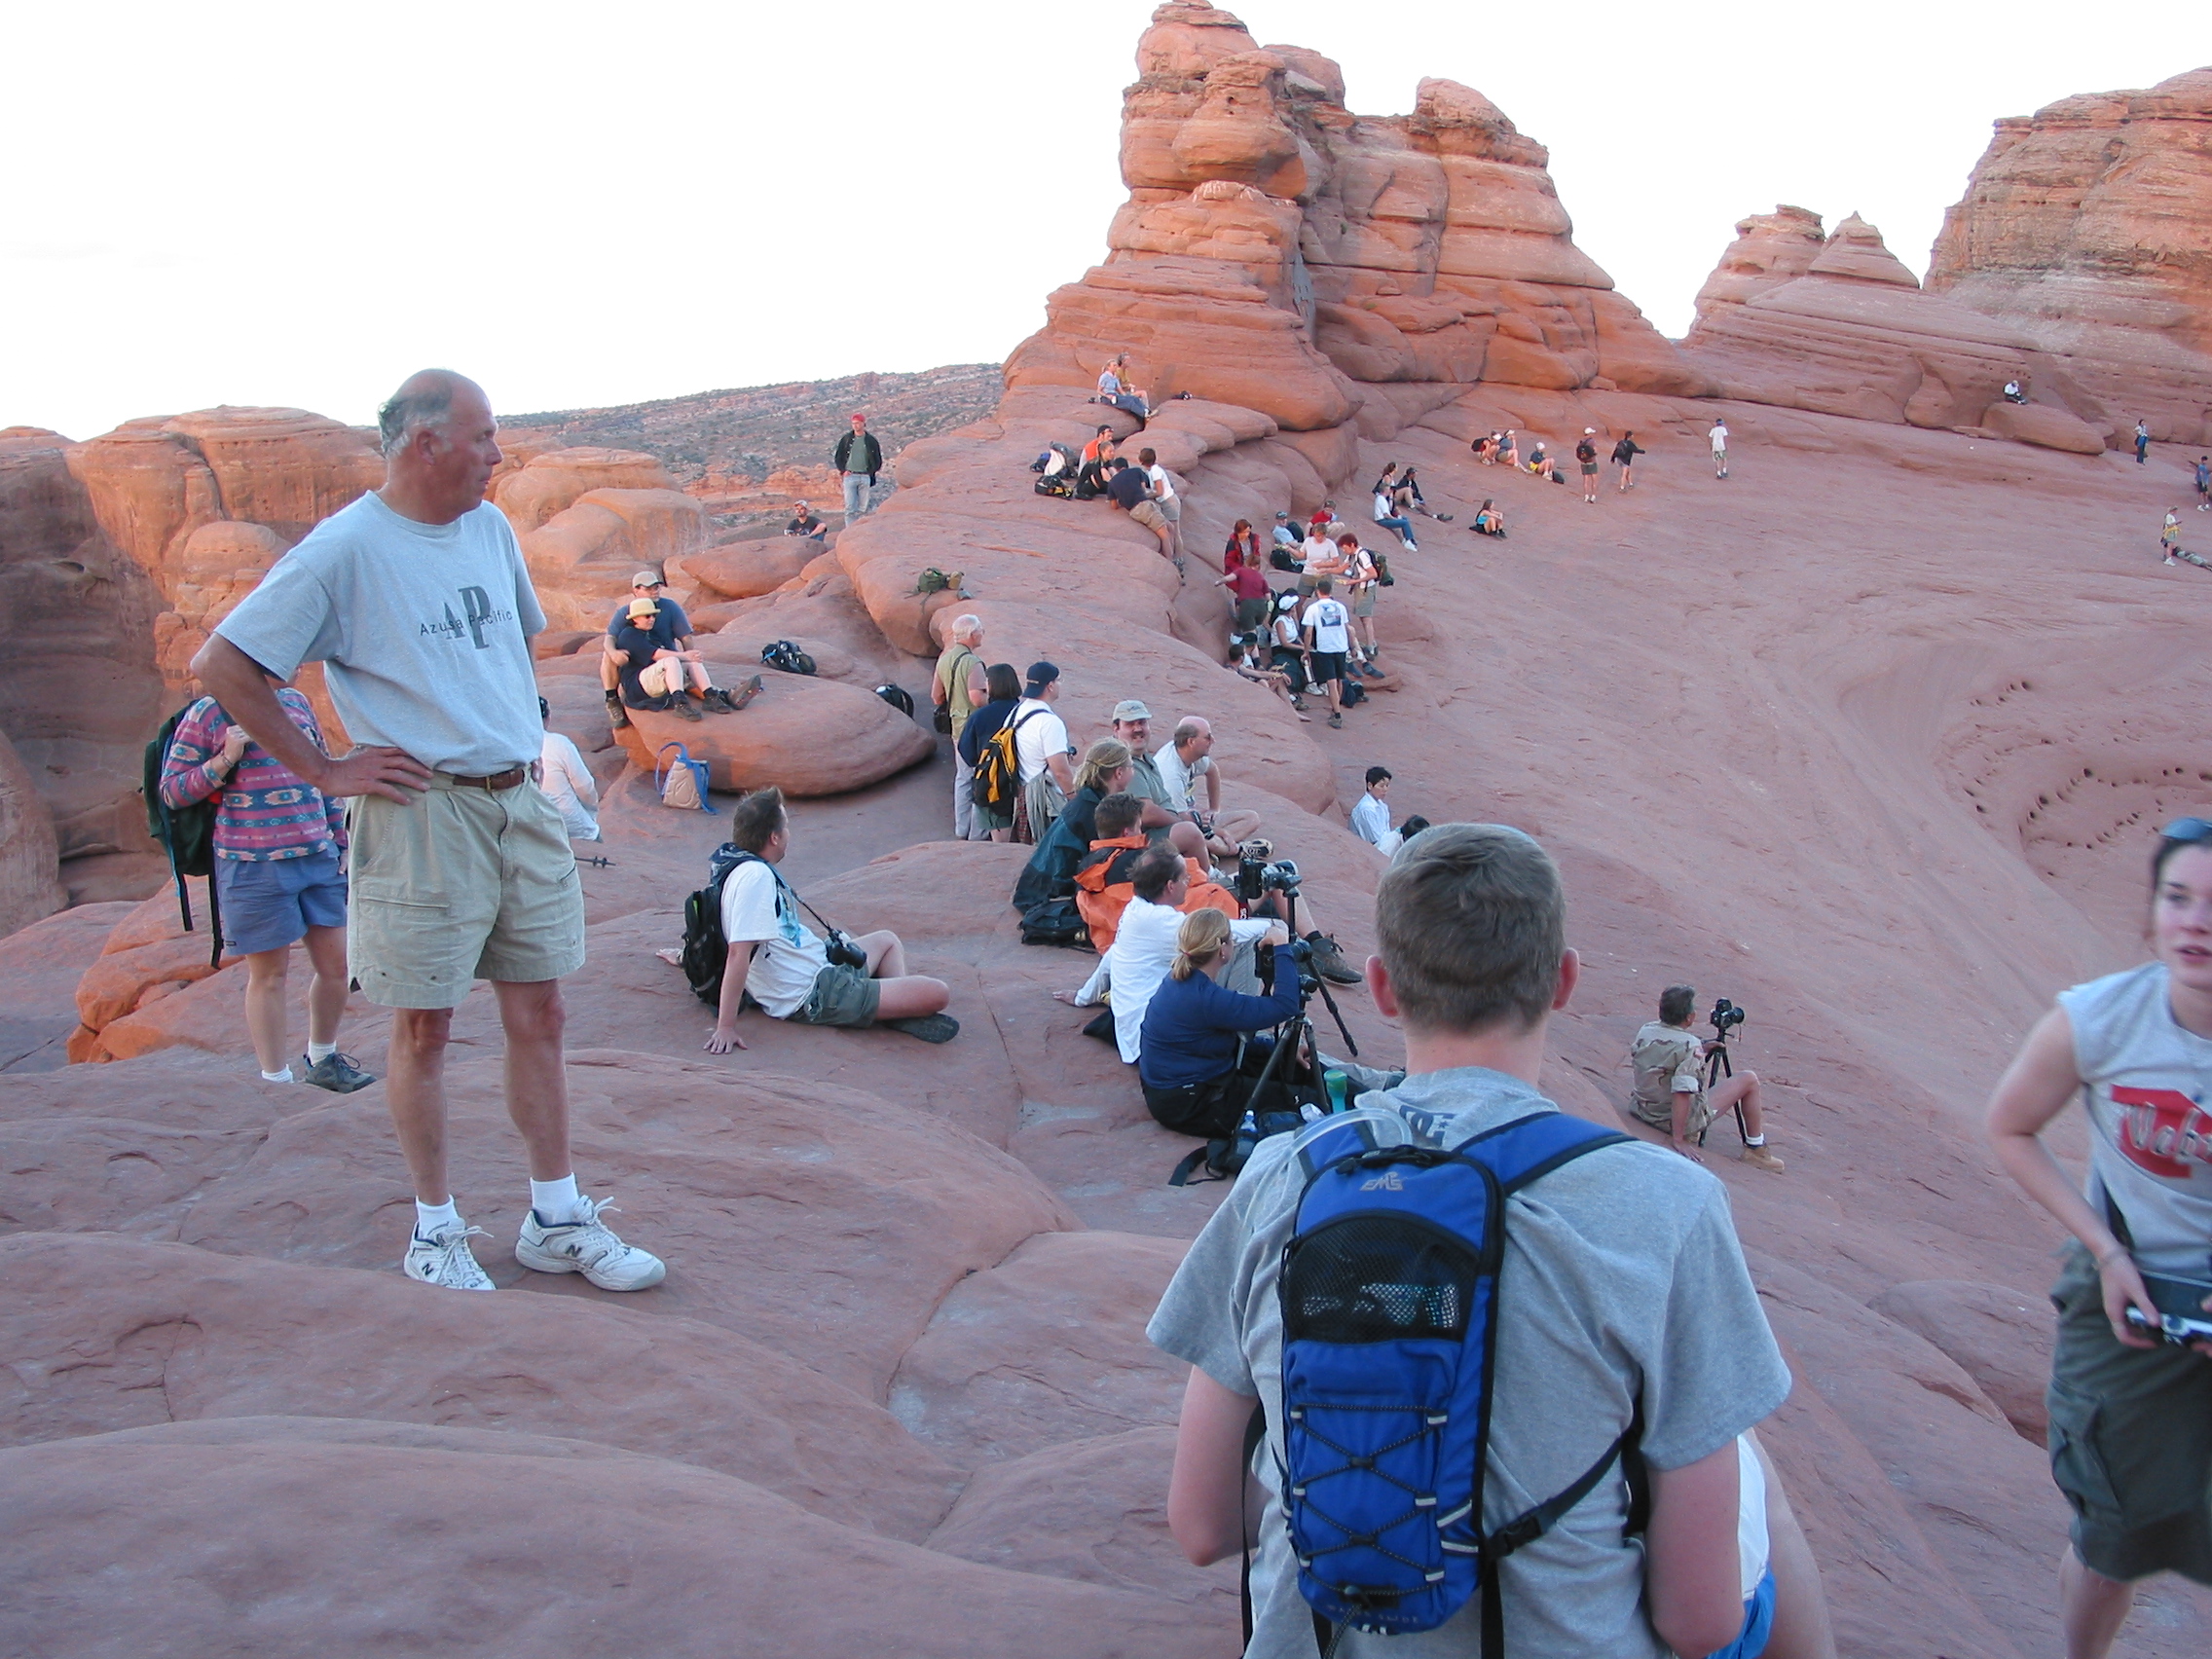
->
<box><xmin>345</xmin><ymin>775</ymin><xmax>584</xmax><ymax>1009</ymax></box>
<box><xmin>1629</xmin><ymin>1089</ymin><xmax>1716</xmax><ymax>1140</ymax></box>
<box><xmin>1129</xmin><ymin>499</ymin><xmax>1168</xmax><ymax>533</ymax></box>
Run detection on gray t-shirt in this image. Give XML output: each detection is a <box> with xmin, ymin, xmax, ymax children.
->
<box><xmin>215</xmin><ymin>492</ymin><xmax>546</xmax><ymax>775</ymax></box>
<box><xmin>2058</xmin><ymin>961</ymin><xmax>2212</xmax><ymax>1276</ymax></box>
<box><xmin>1148</xmin><ymin>1067</ymin><xmax>1791</xmax><ymax>1659</ymax></box>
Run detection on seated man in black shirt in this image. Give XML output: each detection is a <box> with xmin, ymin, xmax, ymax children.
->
<box><xmin>785</xmin><ymin>501</ymin><xmax>827</xmax><ymax>540</ymax></box>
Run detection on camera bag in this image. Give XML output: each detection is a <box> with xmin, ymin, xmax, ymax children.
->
<box><xmin>1275</xmin><ymin>1110</ymin><xmax>1641</xmax><ymax>1652</ymax></box>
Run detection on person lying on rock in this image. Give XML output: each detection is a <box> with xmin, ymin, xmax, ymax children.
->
<box><xmin>1986</xmin><ymin>817</ymin><xmax>2212</xmax><ymax>1659</ymax></box>
<box><xmin>159</xmin><ymin>668</ymin><xmax>370</xmax><ymax>1095</ymax></box>
<box><xmin>784</xmin><ymin>501</ymin><xmax>827</xmax><ymax>540</ymax></box>
<box><xmin>1105</xmin><ymin>457</ymin><xmax>1178</xmax><ymax>569</ymax></box>
<box><xmin>1624</xmin><ymin>983</ymin><xmax>1784</xmax><ymax>1172</ymax></box>
<box><xmin>601</xmin><ymin>571</ymin><xmax>741</xmax><ymax>728</ymax></box>
<box><xmin>1154</xmin><ymin>716</ymin><xmax>1264</xmax><ymax>862</ymax></box>
<box><xmin>194</xmin><ymin>366</ymin><xmax>665</xmax><ymax>1295</ymax></box>
<box><xmin>1154</xmin><ymin>824</ymin><xmax>1837</xmax><ymax>1659</ymax></box>
<box><xmin>704</xmin><ymin>786</ymin><xmax>955</xmax><ymax>1052</ymax></box>
<box><xmin>1072</xmin><ymin>793</ymin><xmax>1241</xmax><ymax>955</ymax></box>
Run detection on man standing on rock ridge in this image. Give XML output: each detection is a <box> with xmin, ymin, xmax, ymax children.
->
<box><xmin>833</xmin><ymin>412</ymin><xmax>884</xmax><ymax>524</ymax></box>
<box><xmin>191</xmin><ymin>368</ymin><xmax>667</xmax><ymax>1297</ymax></box>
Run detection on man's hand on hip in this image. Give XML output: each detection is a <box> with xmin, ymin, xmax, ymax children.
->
<box><xmin>316</xmin><ymin>747</ymin><xmax>433</xmax><ymax>802</ymax></box>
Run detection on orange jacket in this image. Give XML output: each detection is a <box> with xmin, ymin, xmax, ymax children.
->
<box><xmin>1073</xmin><ymin>834</ymin><xmax>1239</xmax><ymax>954</ymax></box>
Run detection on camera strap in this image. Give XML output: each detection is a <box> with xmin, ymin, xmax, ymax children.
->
<box><xmin>720</xmin><ymin>849</ymin><xmax>849</xmax><ymax>941</ymax></box>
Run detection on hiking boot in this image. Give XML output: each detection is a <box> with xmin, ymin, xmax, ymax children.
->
<box><xmin>1328</xmin><ymin>712</ymin><xmax>1343</xmax><ymax>728</ymax></box>
<box><xmin>300</xmin><ymin>1051</ymin><xmax>376</xmax><ymax>1093</ymax></box>
<box><xmin>701</xmin><ymin>686</ymin><xmax>737</xmax><ymax>714</ymax></box>
<box><xmin>1304</xmin><ymin>931</ymin><xmax>1362</xmax><ymax>986</ymax></box>
<box><xmin>728</xmin><ymin>674</ymin><xmax>764</xmax><ymax>712</ymax></box>
<box><xmin>1740</xmin><ymin>1144</ymin><xmax>1786</xmax><ymax>1174</ymax></box>
<box><xmin>515</xmin><ymin>1196</ymin><xmax>666</xmax><ymax>1291</ymax></box>
<box><xmin>881</xmin><ymin>1013</ymin><xmax>960</xmax><ymax>1044</ymax></box>
<box><xmin>604</xmin><ymin>691</ymin><xmax>630</xmax><ymax>730</ymax></box>
<box><xmin>667</xmin><ymin>693</ymin><xmax>703</xmax><ymax>722</ymax></box>
<box><xmin>404</xmin><ymin>1223</ymin><xmax>496</xmax><ymax>1291</ymax></box>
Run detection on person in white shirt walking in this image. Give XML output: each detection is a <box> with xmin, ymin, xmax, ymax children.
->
<box><xmin>536</xmin><ymin>698</ymin><xmax>601</xmax><ymax>842</ymax></box>
<box><xmin>1710</xmin><ymin>419</ymin><xmax>1730</xmax><ymax>480</ymax></box>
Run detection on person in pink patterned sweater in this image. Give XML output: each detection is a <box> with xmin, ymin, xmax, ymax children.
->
<box><xmin>159</xmin><ymin>676</ymin><xmax>373</xmax><ymax>1093</ymax></box>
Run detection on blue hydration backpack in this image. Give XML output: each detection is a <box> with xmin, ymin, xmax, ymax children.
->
<box><xmin>1278</xmin><ymin>1108</ymin><xmax>1641</xmax><ymax>1654</ymax></box>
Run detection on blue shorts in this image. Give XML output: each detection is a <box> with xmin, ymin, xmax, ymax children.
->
<box><xmin>1703</xmin><ymin>1569</ymin><xmax>1776</xmax><ymax>1659</ymax></box>
<box><xmin>215</xmin><ymin>846</ymin><xmax>349</xmax><ymax>955</ymax></box>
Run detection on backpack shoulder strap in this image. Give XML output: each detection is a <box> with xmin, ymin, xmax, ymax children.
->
<box><xmin>1456</xmin><ymin>1109</ymin><xmax>1631</xmax><ymax>1194</ymax></box>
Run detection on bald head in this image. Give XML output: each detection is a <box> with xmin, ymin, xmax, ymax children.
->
<box><xmin>378</xmin><ymin>369</ymin><xmax>483</xmax><ymax>457</ymax></box>
<box><xmin>376</xmin><ymin>370</ymin><xmax>500</xmax><ymax>526</ymax></box>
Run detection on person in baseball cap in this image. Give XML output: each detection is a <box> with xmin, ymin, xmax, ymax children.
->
<box><xmin>602</xmin><ymin>568</ymin><xmax>748</xmax><ymax>724</ymax></box>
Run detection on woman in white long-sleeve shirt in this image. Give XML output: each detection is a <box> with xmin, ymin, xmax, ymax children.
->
<box><xmin>536</xmin><ymin>698</ymin><xmax>602</xmax><ymax>841</ymax></box>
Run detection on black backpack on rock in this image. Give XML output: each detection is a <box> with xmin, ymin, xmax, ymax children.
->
<box><xmin>874</xmin><ymin>682</ymin><xmax>916</xmax><ymax>718</ymax></box>
<box><xmin>1018</xmin><ymin>897</ymin><xmax>1089</xmax><ymax>948</ymax></box>
<box><xmin>762</xmin><ymin>640</ymin><xmax>816</xmax><ymax>676</ymax></box>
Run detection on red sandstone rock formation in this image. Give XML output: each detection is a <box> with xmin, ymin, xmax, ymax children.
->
<box><xmin>1682</xmin><ymin>208</ymin><xmax>2112</xmax><ymax>446</ymax></box>
<box><xmin>1005</xmin><ymin>0</ymin><xmax>1708</xmax><ymax>464</ymax></box>
<box><xmin>1928</xmin><ymin>66</ymin><xmax>2212</xmax><ymax>446</ymax></box>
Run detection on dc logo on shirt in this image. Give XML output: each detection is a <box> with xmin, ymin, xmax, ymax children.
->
<box><xmin>2115</xmin><ymin>1087</ymin><xmax>2212</xmax><ymax>1178</ymax></box>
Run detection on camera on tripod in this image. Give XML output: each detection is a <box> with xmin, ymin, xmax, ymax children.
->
<box><xmin>1709</xmin><ymin>998</ymin><xmax>1747</xmax><ymax>1039</ymax></box>
<box><xmin>1235</xmin><ymin>841</ymin><xmax>1303</xmax><ymax>906</ymax></box>
<box><xmin>1261</xmin><ymin>935</ymin><xmax>1320</xmax><ymax>997</ymax></box>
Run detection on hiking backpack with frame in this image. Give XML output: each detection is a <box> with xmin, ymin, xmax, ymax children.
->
<box><xmin>1270</xmin><ymin>1108</ymin><xmax>1645</xmax><ymax>1656</ymax></box>
<box><xmin>142</xmin><ymin>702</ymin><xmax>225</xmax><ymax>968</ymax></box>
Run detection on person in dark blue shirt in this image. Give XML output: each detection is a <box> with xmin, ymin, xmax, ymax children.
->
<box><xmin>1139</xmin><ymin>907</ymin><xmax>1301</xmax><ymax>1137</ymax></box>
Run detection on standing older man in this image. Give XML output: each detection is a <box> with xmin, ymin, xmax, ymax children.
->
<box><xmin>931</xmin><ymin>613</ymin><xmax>990</xmax><ymax>839</ymax></box>
<box><xmin>832</xmin><ymin>412</ymin><xmax>884</xmax><ymax>524</ymax></box>
<box><xmin>191</xmin><ymin>369</ymin><xmax>665</xmax><ymax>1295</ymax></box>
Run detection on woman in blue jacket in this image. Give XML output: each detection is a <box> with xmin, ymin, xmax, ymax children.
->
<box><xmin>1139</xmin><ymin>909</ymin><xmax>1301</xmax><ymax>1137</ymax></box>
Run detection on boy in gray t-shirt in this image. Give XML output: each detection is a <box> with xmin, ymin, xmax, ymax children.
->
<box><xmin>1148</xmin><ymin>825</ymin><xmax>1808</xmax><ymax>1659</ymax></box>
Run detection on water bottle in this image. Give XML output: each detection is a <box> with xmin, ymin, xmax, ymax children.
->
<box><xmin>1323</xmin><ymin>1069</ymin><xmax>1351</xmax><ymax>1113</ymax></box>
<box><xmin>1231</xmin><ymin>1108</ymin><xmax>1260</xmax><ymax>1169</ymax></box>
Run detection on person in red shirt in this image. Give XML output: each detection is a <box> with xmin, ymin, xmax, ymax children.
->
<box><xmin>1217</xmin><ymin>552</ymin><xmax>1272</xmax><ymax>634</ymax></box>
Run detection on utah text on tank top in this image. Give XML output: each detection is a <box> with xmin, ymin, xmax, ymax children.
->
<box><xmin>2057</xmin><ymin>961</ymin><xmax>2212</xmax><ymax>1276</ymax></box>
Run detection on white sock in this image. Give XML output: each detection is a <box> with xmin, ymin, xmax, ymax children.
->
<box><xmin>1744</xmin><ymin>1134</ymin><xmax>1766</xmax><ymax>1147</ymax></box>
<box><xmin>416</xmin><ymin>1198</ymin><xmax>461</xmax><ymax>1236</ymax></box>
<box><xmin>307</xmin><ymin>1040</ymin><xmax>337</xmax><ymax>1063</ymax></box>
<box><xmin>531</xmin><ymin>1174</ymin><xmax>585</xmax><ymax>1225</ymax></box>
<box><xmin>261</xmin><ymin>1066</ymin><xmax>294</xmax><ymax>1084</ymax></box>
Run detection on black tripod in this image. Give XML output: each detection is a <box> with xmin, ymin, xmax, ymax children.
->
<box><xmin>1241</xmin><ymin>886</ymin><xmax>1357</xmax><ymax>1117</ymax></box>
<box><xmin>1695</xmin><ymin>1032</ymin><xmax>1750</xmax><ymax>1148</ymax></box>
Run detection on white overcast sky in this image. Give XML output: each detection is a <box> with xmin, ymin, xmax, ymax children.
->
<box><xmin>4</xmin><ymin>0</ymin><xmax>2201</xmax><ymax>440</ymax></box>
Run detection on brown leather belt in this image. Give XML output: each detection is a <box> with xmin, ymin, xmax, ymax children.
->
<box><xmin>437</xmin><ymin>766</ymin><xmax>529</xmax><ymax>792</ymax></box>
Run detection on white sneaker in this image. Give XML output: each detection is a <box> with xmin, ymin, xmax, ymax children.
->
<box><xmin>404</xmin><ymin>1223</ymin><xmax>496</xmax><ymax>1291</ymax></box>
<box><xmin>514</xmin><ymin>1196</ymin><xmax>666</xmax><ymax>1291</ymax></box>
